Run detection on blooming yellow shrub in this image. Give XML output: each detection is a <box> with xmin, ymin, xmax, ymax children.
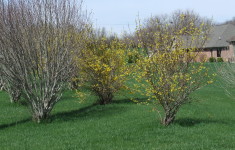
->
<box><xmin>76</xmin><ymin>37</ymin><xmax>131</xmax><ymax>104</ymax></box>
<box><xmin>134</xmin><ymin>12</ymin><xmax>213</xmax><ymax>126</ymax></box>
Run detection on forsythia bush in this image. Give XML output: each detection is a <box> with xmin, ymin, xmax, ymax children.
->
<box><xmin>76</xmin><ymin>37</ymin><xmax>131</xmax><ymax>105</ymax></box>
<box><xmin>135</xmin><ymin>48</ymin><xmax>213</xmax><ymax>126</ymax></box>
<box><xmin>134</xmin><ymin>12</ymin><xmax>213</xmax><ymax>126</ymax></box>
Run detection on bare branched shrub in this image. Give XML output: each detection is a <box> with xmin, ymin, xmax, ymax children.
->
<box><xmin>216</xmin><ymin>63</ymin><xmax>235</xmax><ymax>98</ymax></box>
<box><xmin>0</xmin><ymin>0</ymin><xmax>88</xmax><ymax>122</ymax></box>
<box><xmin>0</xmin><ymin>62</ymin><xmax>21</xmax><ymax>102</ymax></box>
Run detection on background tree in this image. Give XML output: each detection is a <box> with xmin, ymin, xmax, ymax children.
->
<box><xmin>222</xmin><ymin>17</ymin><xmax>235</xmax><ymax>25</ymax></box>
<box><xmin>136</xmin><ymin>10</ymin><xmax>212</xmax><ymax>56</ymax></box>
<box><xmin>134</xmin><ymin>10</ymin><xmax>213</xmax><ymax>126</ymax></box>
<box><xmin>0</xmin><ymin>0</ymin><xmax>88</xmax><ymax>122</ymax></box>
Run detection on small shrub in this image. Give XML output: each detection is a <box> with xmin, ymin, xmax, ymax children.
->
<box><xmin>217</xmin><ymin>57</ymin><xmax>224</xmax><ymax>62</ymax></box>
<box><xmin>77</xmin><ymin>37</ymin><xmax>131</xmax><ymax>105</ymax></box>
<box><xmin>209</xmin><ymin>57</ymin><xmax>216</xmax><ymax>62</ymax></box>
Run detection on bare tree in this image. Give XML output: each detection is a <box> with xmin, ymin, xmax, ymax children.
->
<box><xmin>0</xmin><ymin>0</ymin><xmax>88</xmax><ymax>122</ymax></box>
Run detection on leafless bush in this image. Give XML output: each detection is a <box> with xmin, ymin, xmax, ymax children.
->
<box><xmin>0</xmin><ymin>61</ymin><xmax>21</xmax><ymax>102</ymax></box>
<box><xmin>0</xmin><ymin>0</ymin><xmax>88</xmax><ymax>122</ymax></box>
<box><xmin>216</xmin><ymin>63</ymin><xmax>235</xmax><ymax>99</ymax></box>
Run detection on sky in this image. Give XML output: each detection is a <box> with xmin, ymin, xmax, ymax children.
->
<box><xmin>84</xmin><ymin>0</ymin><xmax>235</xmax><ymax>35</ymax></box>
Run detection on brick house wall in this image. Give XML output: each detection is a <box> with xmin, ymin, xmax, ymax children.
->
<box><xmin>195</xmin><ymin>44</ymin><xmax>235</xmax><ymax>62</ymax></box>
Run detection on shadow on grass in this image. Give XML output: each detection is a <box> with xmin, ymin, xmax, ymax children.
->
<box><xmin>51</xmin><ymin>98</ymin><xmax>151</xmax><ymax>122</ymax></box>
<box><xmin>52</xmin><ymin>98</ymin><xmax>147</xmax><ymax>122</ymax></box>
<box><xmin>175</xmin><ymin>118</ymin><xmax>229</xmax><ymax>127</ymax></box>
<box><xmin>18</xmin><ymin>100</ymin><xmax>28</xmax><ymax>107</ymax></box>
<box><xmin>112</xmin><ymin>99</ymin><xmax>135</xmax><ymax>104</ymax></box>
<box><xmin>51</xmin><ymin>102</ymin><xmax>129</xmax><ymax>122</ymax></box>
<box><xmin>0</xmin><ymin>118</ymin><xmax>31</xmax><ymax>130</ymax></box>
<box><xmin>112</xmin><ymin>98</ymin><xmax>148</xmax><ymax>104</ymax></box>
<box><xmin>0</xmin><ymin>99</ymin><xmax>134</xmax><ymax>129</ymax></box>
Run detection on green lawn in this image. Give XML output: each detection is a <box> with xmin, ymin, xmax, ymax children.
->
<box><xmin>1</xmin><ymin>69</ymin><xmax>235</xmax><ymax>149</ymax></box>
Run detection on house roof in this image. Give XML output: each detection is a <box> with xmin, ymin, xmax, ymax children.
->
<box><xmin>227</xmin><ymin>36</ymin><xmax>235</xmax><ymax>42</ymax></box>
<box><xmin>204</xmin><ymin>24</ymin><xmax>235</xmax><ymax>48</ymax></box>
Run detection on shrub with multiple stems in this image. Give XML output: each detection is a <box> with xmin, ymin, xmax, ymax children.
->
<box><xmin>0</xmin><ymin>0</ymin><xmax>87</xmax><ymax>122</ymax></box>
<box><xmin>134</xmin><ymin>11</ymin><xmax>213</xmax><ymax>126</ymax></box>
<box><xmin>76</xmin><ymin>35</ymin><xmax>131</xmax><ymax>105</ymax></box>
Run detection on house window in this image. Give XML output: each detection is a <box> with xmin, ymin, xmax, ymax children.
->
<box><xmin>217</xmin><ymin>49</ymin><xmax>221</xmax><ymax>57</ymax></box>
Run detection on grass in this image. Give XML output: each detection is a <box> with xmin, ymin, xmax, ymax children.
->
<box><xmin>1</xmin><ymin>65</ymin><xmax>235</xmax><ymax>149</ymax></box>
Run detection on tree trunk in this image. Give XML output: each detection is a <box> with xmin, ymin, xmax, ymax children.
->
<box><xmin>162</xmin><ymin>111</ymin><xmax>176</xmax><ymax>126</ymax></box>
<box><xmin>32</xmin><ymin>110</ymin><xmax>51</xmax><ymax>123</ymax></box>
<box><xmin>99</xmin><ymin>93</ymin><xmax>113</xmax><ymax>105</ymax></box>
<box><xmin>9</xmin><ymin>89</ymin><xmax>21</xmax><ymax>103</ymax></box>
<box><xmin>30</xmin><ymin>98</ymin><xmax>57</xmax><ymax>123</ymax></box>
